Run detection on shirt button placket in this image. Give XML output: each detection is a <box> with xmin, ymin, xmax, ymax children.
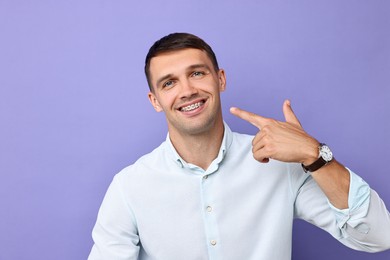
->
<box><xmin>201</xmin><ymin>173</ymin><xmax>219</xmax><ymax>259</ymax></box>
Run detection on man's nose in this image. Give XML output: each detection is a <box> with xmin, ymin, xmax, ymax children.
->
<box><xmin>179</xmin><ymin>79</ymin><xmax>198</xmax><ymax>98</ymax></box>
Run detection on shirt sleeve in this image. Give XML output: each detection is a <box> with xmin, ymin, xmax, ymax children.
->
<box><xmin>327</xmin><ymin>168</ymin><xmax>370</xmax><ymax>227</ymax></box>
<box><xmin>88</xmin><ymin>175</ymin><xmax>140</xmax><ymax>260</ymax></box>
<box><xmin>293</xmin><ymin>165</ymin><xmax>390</xmax><ymax>252</ymax></box>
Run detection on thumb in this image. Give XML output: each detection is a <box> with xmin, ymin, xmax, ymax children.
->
<box><xmin>283</xmin><ymin>100</ymin><xmax>302</xmax><ymax>127</ymax></box>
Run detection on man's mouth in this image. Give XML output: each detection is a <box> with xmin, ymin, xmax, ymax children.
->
<box><xmin>179</xmin><ymin>100</ymin><xmax>205</xmax><ymax>112</ymax></box>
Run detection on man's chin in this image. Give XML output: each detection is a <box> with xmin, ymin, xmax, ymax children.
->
<box><xmin>172</xmin><ymin>120</ymin><xmax>216</xmax><ymax>136</ymax></box>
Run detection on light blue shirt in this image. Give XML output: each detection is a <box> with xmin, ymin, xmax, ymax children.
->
<box><xmin>89</xmin><ymin>123</ymin><xmax>390</xmax><ymax>260</ymax></box>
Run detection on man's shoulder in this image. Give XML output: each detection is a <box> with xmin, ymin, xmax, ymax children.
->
<box><xmin>231</xmin><ymin>130</ymin><xmax>254</xmax><ymax>139</ymax></box>
<box><xmin>117</xmin><ymin>140</ymin><xmax>169</xmax><ymax>177</ymax></box>
<box><xmin>230</xmin><ymin>130</ymin><xmax>255</xmax><ymax>145</ymax></box>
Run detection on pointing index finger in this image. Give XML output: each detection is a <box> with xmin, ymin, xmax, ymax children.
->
<box><xmin>230</xmin><ymin>107</ymin><xmax>266</xmax><ymax>129</ymax></box>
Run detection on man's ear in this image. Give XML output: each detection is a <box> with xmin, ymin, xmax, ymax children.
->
<box><xmin>148</xmin><ymin>92</ymin><xmax>163</xmax><ymax>112</ymax></box>
<box><xmin>218</xmin><ymin>69</ymin><xmax>226</xmax><ymax>92</ymax></box>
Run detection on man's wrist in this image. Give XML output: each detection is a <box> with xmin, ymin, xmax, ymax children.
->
<box><xmin>302</xmin><ymin>143</ymin><xmax>334</xmax><ymax>173</ymax></box>
<box><xmin>302</xmin><ymin>141</ymin><xmax>320</xmax><ymax>166</ymax></box>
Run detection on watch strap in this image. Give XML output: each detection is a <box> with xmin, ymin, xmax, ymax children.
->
<box><xmin>302</xmin><ymin>157</ymin><xmax>328</xmax><ymax>173</ymax></box>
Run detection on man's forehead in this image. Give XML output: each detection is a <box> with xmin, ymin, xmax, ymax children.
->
<box><xmin>149</xmin><ymin>48</ymin><xmax>212</xmax><ymax>79</ymax></box>
<box><xmin>150</xmin><ymin>49</ymin><xmax>210</xmax><ymax>69</ymax></box>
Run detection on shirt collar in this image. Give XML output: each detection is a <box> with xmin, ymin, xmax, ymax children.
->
<box><xmin>165</xmin><ymin>122</ymin><xmax>233</xmax><ymax>170</ymax></box>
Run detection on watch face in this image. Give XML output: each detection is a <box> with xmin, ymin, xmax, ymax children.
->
<box><xmin>320</xmin><ymin>145</ymin><xmax>333</xmax><ymax>162</ymax></box>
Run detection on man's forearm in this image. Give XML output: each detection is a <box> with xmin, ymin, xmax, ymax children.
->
<box><xmin>311</xmin><ymin>159</ymin><xmax>350</xmax><ymax>209</ymax></box>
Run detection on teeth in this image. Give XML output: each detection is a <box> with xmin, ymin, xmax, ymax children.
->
<box><xmin>181</xmin><ymin>101</ymin><xmax>203</xmax><ymax>112</ymax></box>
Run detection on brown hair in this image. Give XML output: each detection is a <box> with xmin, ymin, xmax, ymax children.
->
<box><xmin>144</xmin><ymin>32</ymin><xmax>219</xmax><ymax>91</ymax></box>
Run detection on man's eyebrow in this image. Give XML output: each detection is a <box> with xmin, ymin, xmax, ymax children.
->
<box><xmin>187</xmin><ymin>64</ymin><xmax>211</xmax><ymax>71</ymax></box>
<box><xmin>156</xmin><ymin>74</ymin><xmax>173</xmax><ymax>87</ymax></box>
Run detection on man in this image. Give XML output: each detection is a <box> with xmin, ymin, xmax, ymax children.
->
<box><xmin>89</xmin><ymin>33</ymin><xmax>390</xmax><ymax>259</ymax></box>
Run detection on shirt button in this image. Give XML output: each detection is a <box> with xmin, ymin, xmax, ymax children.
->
<box><xmin>206</xmin><ymin>206</ymin><xmax>212</xmax><ymax>212</ymax></box>
<box><xmin>210</xmin><ymin>240</ymin><xmax>217</xmax><ymax>246</ymax></box>
<box><xmin>203</xmin><ymin>175</ymin><xmax>208</xmax><ymax>179</ymax></box>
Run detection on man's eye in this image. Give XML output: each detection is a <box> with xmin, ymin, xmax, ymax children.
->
<box><xmin>163</xmin><ymin>80</ymin><xmax>174</xmax><ymax>88</ymax></box>
<box><xmin>192</xmin><ymin>71</ymin><xmax>205</xmax><ymax>77</ymax></box>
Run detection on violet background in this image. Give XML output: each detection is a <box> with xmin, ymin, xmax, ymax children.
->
<box><xmin>1</xmin><ymin>1</ymin><xmax>389</xmax><ymax>259</ymax></box>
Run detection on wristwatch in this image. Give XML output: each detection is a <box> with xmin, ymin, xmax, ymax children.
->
<box><xmin>302</xmin><ymin>143</ymin><xmax>333</xmax><ymax>173</ymax></box>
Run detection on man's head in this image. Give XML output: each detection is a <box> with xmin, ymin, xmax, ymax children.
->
<box><xmin>145</xmin><ymin>32</ymin><xmax>219</xmax><ymax>91</ymax></box>
<box><xmin>145</xmin><ymin>33</ymin><xmax>226</xmax><ymax>138</ymax></box>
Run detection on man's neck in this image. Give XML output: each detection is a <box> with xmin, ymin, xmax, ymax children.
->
<box><xmin>169</xmin><ymin>121</ymin><xmax>225</xmax><ymax>171</ymax></box>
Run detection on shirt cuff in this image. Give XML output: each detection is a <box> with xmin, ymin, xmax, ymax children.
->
<box><xmin>328</xmin><ymin>168</ymin><xmax>371</xmax><ymax>229</ymax></box>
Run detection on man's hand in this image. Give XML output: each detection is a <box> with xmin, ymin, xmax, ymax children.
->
<box><xmin>230</xmin><ymin>100</ymin><xmax>319</xmax><ymax>165</ymax></box>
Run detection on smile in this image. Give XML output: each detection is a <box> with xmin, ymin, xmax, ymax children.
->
<box><xmin>179</xmin><ymin>101</ymin><xmax>205</xmax><ymax>112</ymax></box>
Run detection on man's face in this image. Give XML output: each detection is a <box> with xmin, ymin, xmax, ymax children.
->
<box><xmin>148</xmin><ymin>48</ymin><xmax>226</xmax><ymax>137</ymax></box>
